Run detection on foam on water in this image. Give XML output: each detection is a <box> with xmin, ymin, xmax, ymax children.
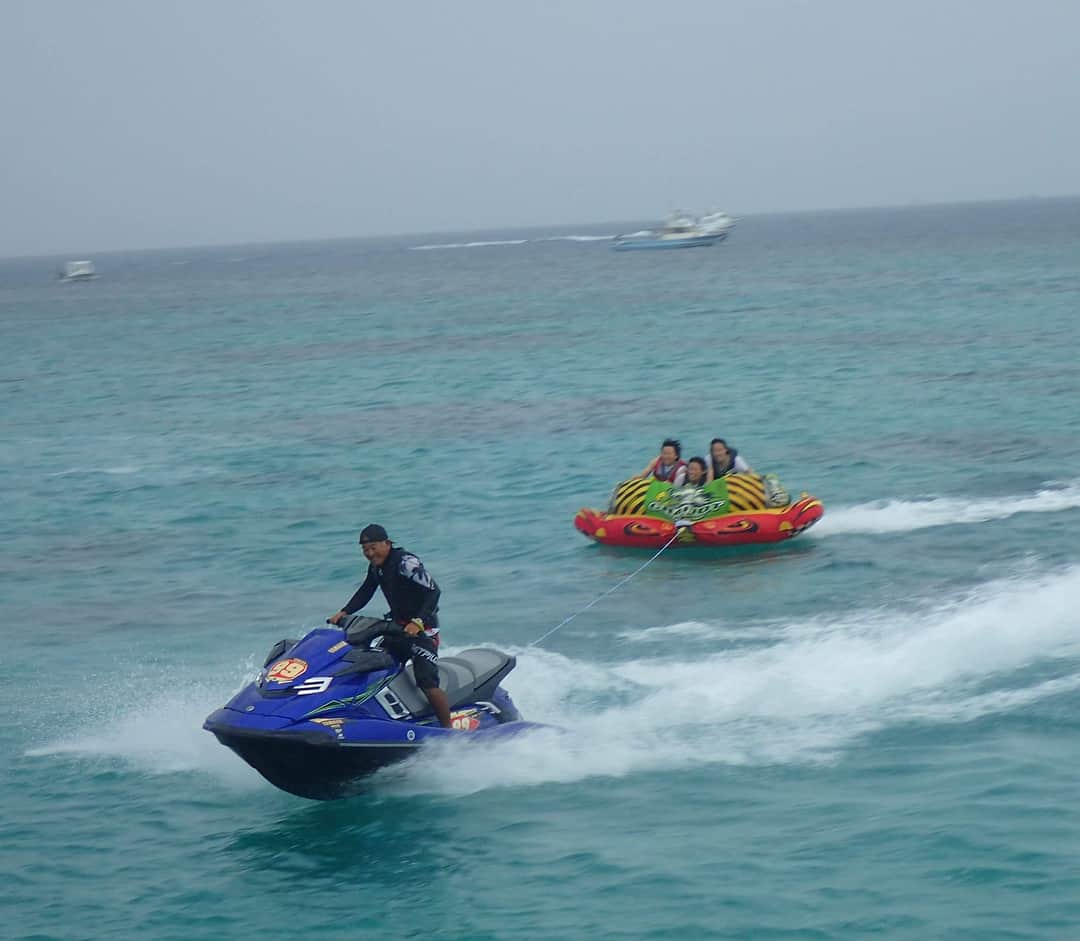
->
<box><xmin>409</xmin><ymin>239</ymin><xmax>529</xmax><ymax>250</ymax></box>
<box><xmin>409</xmin><ymin>233</ymin><xmax>614</xmax><ymax>250</ymax></box>
<box><xmin>616</xmin><ymin>619</ymin><xmax>718</xmax><ymax>642</ymax></box>
<box><xmin>381</xmin><ymin>563</ymin><xmax>1080</xmax><ymax>795</ymax></box>
<box><xmin>817</xmin><ymin>479</ymin><xmax>1080</xmax><ymax>536</ymax></box>
<box><xmin>540</xmin><ymin>234</ymin><xmax>615</xmax><ymax>242</ymax></box>
<box><xmin>23</xmin><ymin>658</ymin><xmax>265</xmax><ymax>791</ymax></box>
<box><xmin>27</xmin><ymin>566</ymin><xmax>1079</xmax><ymax>798</ymax></box>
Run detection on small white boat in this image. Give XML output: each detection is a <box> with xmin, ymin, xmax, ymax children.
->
<box><xmin>58</xmin><ymin>260</ymin><xmax>98</xmax><ymax>281</ymax></box>
<box><xmin>612</xmin><ymin>210</ymin><xmax>736</xmax><ymax>251</ymax></box>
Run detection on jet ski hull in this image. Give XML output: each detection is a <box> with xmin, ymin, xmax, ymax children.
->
<box><xmin>206</xmin><ymin>711</ymin><xmax>541</xmax><ymax>800</ymax></box>
<box><xmin>205</xmin><ymin>720</ymin><xmax>422</xmax><ymax>800</ymax></box>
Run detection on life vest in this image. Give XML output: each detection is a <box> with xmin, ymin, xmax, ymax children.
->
<box><xmin>708</xmin><ymin>447</ymin><xmax>744</xmax><ymax>478</ymax></box>
<box><xmin>652</xmin><ymin>459</ymin><xmax>687</xmax><ymax>483</ymax></box>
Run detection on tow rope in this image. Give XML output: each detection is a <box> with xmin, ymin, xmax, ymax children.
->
<box><xmin>528</xmin><ymin>527</ymin><xmax>684</xmax><ymax>647</ymax></box>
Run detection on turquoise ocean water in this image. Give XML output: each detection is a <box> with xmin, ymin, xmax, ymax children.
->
<box><xmin>2</xmin><ymin>199</ymin><xmax>1079</xmax><ymax>940</ymax></box>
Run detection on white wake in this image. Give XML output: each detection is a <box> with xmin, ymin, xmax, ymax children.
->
<box><xmin>815</xmin><ymin>480</ymin><xmax>1080</xmax><ymax>536</ymax></box>
<box><xmin>25</xmin><ymin>565</ymin><xmax>1080</xmax><ymax>797</ymax></box>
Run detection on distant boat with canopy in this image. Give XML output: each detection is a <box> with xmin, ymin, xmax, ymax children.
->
<box><xmin>612</xmin><ymin>210</ymin><xmax>735</xmax><ymax>251</ymax></box>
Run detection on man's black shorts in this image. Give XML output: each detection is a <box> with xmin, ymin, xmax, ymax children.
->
<box><xmin>385</xmin><ymin>633</ymin><xmax>440</xmax><ymax>690</ymax></box>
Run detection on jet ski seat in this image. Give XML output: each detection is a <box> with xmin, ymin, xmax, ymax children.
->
<box><xmin>387</xmin><ymin>648</ymin><xmax>516</xmax><ymax>718</ymax></box>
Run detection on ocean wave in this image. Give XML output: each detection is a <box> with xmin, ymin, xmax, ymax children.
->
<box><xmin>815</xmin><ymin>479</ymin><xmax>1080</xmax><ymax>536</ymax></box>
<box><xmin>45</xmin><ymin>463</ymin><xmax>225</xmax><ymax>487</ymax></box>
<box><xmin>49</xmin><ymin>465</ymin><xmax>144</xmax><ymax>477</ymax></box>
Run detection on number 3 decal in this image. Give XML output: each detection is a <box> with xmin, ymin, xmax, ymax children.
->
<box><xmin>295</xmin><ymin>677</ymin><xmax>332</xmax><ymax>695</ymax></box>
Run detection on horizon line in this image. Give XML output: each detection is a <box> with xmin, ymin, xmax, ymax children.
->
<box><xmin>3</xmin><ymin>192</ymin><xmax>1078</xmax><ymax>264</ymax></box>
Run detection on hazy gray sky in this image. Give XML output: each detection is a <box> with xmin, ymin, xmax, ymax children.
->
<box><xmin>3</xmin><ymin>0</ymin><xmax>1079</xmax><ymax>256</ymax></box>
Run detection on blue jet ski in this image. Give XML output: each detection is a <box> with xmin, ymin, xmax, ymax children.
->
<box><xmin>204</xmin><ymin>614</ymin><xmax>539</xmax><ymax>799</ymax></box>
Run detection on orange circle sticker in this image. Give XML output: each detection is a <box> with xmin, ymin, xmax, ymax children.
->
<box><xmin>267</xmin><ymin>658</ymin><xmax>308</xmax><ymax>682</ymax></box>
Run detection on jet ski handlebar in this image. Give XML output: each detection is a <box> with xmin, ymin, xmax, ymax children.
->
<box><xmin>334</xmin><ymin>614</ymin><xmax>406</xmax><ymax>649</ymax></box>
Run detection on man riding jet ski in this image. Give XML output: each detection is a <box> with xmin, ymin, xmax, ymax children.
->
<box><xmin>203</xmin><ymin>614</ymin><xmax>540</xmax><ymax>800</ymax></box>
<box><xmin>327</xmin><ymin>523</ymin><xmax>453</xmax><ymax>729</ymax></box>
